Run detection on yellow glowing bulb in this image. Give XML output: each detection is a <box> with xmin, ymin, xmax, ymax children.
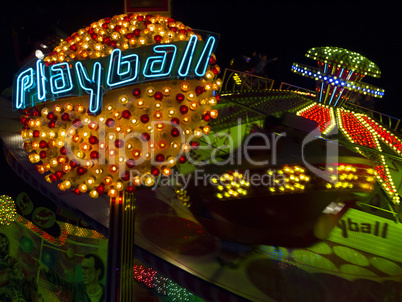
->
<box><xmin>204</xmin><ymin>83</ymin><xmax>213</xmax><ymax>91</ymax></box>
<box><xmin>162</xmin><ymin>167</ymin><xmax>172</xmax><ymax>176</ymax></box>
<box><xmin>62</xmin><ymin>164</ymin><xmax>71</xmax><ymax>173</ymax></box>
<box><xmin>187</xmin><ymin>92</ymin><xmax>196</xmax><ymax>100</ymax></box>
<box><xmin>182</xmin><ymin>143</ymin><xmax>191</xmax><ymax>152</ymax></box>
<box><xmin>78</xmin><ymin>184</ymin><xmax>88</xmax><ymax>193</ymax></box>
<box><xmin>181</xmin><ymin>82</ymin><xmax>190</xmax><ymax>91</ymax></box>
<box><xmin>209</xmin><ymin>97</ymin><xmax>217</xmax><ymax>106</ymax></box>
<box><xmin>133</xmin><ymin>176</ymin><xmax>141</xmax><ymax>186</ymax></box>
<box><xmin>146</xmin><ymin>87</ymin><xmax>155</xmax><ymax>96</ymax></box>
<box><xmin>76</xmin><ymin>104</ymin><xmax>84</xmax><ymax>113</ymax></box>
<box><xmin>115</xmin><ymin>182</ymin><xmax>123</xmax><ymax>191</ymax></box>
<box><xmin>109</xmin><ymin>164</ymin><xmax>118</xmax><ymax>173</ymax></box>
<box><xmin>86</xmin><ymin>177</ymin><xmax>95</xmax><ymax>186</ymax></box>
<box><xmin>89</xmin><ymin>190</ymin><xmax>99</xmax><ymax>198</ymax></box>
<box><xmin>108</xmin><ymin>188</ymin><xmax>118</xmax><ymax>197</ymax></box>
<box><xmin>36</xmin><ymin>165</ymin><xmax>45</xmax><ymax>174</ymax></box>
<box><xmin>203</xmin><ymin>126</ymin><xmax>211</xmax><ymax>135</ymax></box>
<box><xmin>104</xmin><ymin>176</ymin><xmax>113</xmax><ymax>185</ymax></box>
<box><xmin>181</xmin><ymin>116</ymin><xmax>190</xmax><ymax>124</ymax></box>
<box><xmin>143</xmin><ymin>175</ymin><xmax>155</xmax><ymax>187</ymax></box>
<box><xmin>190</xmin><ymin>102</ymin><xmax>199</xmax><ymax>110</ymax></box>
<box><xmin>154</xmin><ymin>111</ymin><xmax>162</xmax><ymax>119</ymax></box>
<box><xmin>158</xmin><ymin>140</ymin><xmax>167</xmax><ymax>149</ymax></box>
<box><xmin>156</xmin><ymin>123</ymin><xmax>164</xmax><ymax>130</ymax></box>
<box><xmin>31</xmin><ymin>141</ymin><xmax>39</xmax><ymax>149</ymax></box>
<box><xmin>98</xmin><ymin>116</ymin><xmax>106</xmax><ymax>124</ymax></box>
<box><xmin>49</xmin><ymin>158</ymin><xmax>58</xmax><ymax>167</ymax></box>
<box><xmin>41</xmin><ymin>107</ymin><xmax>49</xmax><ymax>116</ymax></box>
<box><xmin>64</xmin><ymin>103</ymin><xmax>73</xmax><ymax>111</ymax></box>
<box><xmin>168</xmin><ymin>109</ymin><xmax>175</xmax><ymax>117</ymax></box>
<box><xmin>88</xmin><ymin>121</ymin><xmax>98</xmax><ymax>130</ymax></box>
<box><xmin>167</xmin><ymin>156</ymin><xmax>176</xmax><ymax>166</ymax></box>
<box><xmin>194</xmin><ymin>129</ymin><xmax>203</xmax><ymax>138</ymax></box>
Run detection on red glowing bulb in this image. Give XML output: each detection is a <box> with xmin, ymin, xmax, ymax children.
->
<box><xmin>126</xmin><ymin>159</ymin><xmax>136</xmax><ymax>168</ymax></box>
<box><xmin>141</xmin><ymin>133</ymin><xmax>150</xmax><ymax>141</ymax></box>
<box><xmin>179</xmin><ymin>155</ymin><xmax>187</xmax><ymax>163</ymax></box>
<box><xmin>179</xmin><ymin>105</ymin><xmax>188</xmax><ymax>114</ymax></box>
<box><xmin>30</xmin><ymin>108</ymin><xmax>40</xmax><ymax>117</ymax></box>
<box><xmin>190</xmin><ymin>141</ymin><xmax>200</xmax><ymax>150</ymax></box>
<box><xmin>195</xmin><ymin>86</ymin><xmax>204</xmax><ymax>95</ymax></box>
<box><xmin>106</xmin><ymin>118</ymin><xmax>116</xmax><ymax>128</ymax></box>
<box><xmin>154</xmin><ymin>35</ymin><xmax>162</xmax><ymax>43</ymax></box>
<box><xmin>133</xmin><ymin>29</ymin><xmax>141</xmax><ymax>37</ymax></box>
<box><xmin>73</xmin><ymin>188</ymin><xmax>81</xmax><ymax>195</ymax></box>
<box><xmin>126</xmin><ymin>185</ymin><xmax>136</xmax><ymax>193</ymax></box>
<box><xmin>96</xmin><ymin>184</ymin><xmax>105</xmax><ymax>194</ymax></box>
<box><xmin>39</xmin><ymin>140</ymin><xmax>48</xmax><ymax>149</ymax></box>
<box><xmin>155</xmin><ymin>154</ymin><xmax>165</xmax><ymax>162</ymax></box>
<box><xmin>202</xmin><ymin>112</ymin><xmax>211</xmax><ymax>122</ymax></box>
<box><xmin>171</xmin><ymin>128</ymin><xmax>180</xmax><ymax>137</ymax></box>
<box><xmin>154</xmin><ymin>91</ymin><xmax>163</xmax><ymax>100</ymax></box>
<box><xmin>121</xmin><ymin>171</ymin><xmax>130</xmax><ymax>181</ymax></box>
<box><xmin>33</xmin><ymin>130</ymin><xmax>40</xmax><ymax>138</ymax></box>
<box><xmin>122</xmin><ymin>110</ymin><xmax>131</xmax><ymax>119</ymax></box>
<box><xmin>115</xmin><ymin>139</ymin><xmax>124</xmax><ymax>148</ymax></box>
<box><xmin>48</xmin><ymin>120</ymin><xmax>56</xmax><ymax>128</ymax></box>
<box><xmin>54</xmin><ymin>170</ymin><xmax>64</xmax><ymax>179</ymax></box>
<box><xmin>176</xmin><ymin>93</ymin><xmax>185</xmax><ymax>103</ymax></box>
<box><xmin>90</xmin><ymin>151</ymin><xmax>99</xmax><ymax>159</ymax></box>
<box><xmin>89</xmin><ymin>136</ymin><xmax>99</xmax><ymax>145</ymax></box>
<box><xmin>132</xmin><ymin>88</ymin><xmax>141</xmax><ymax>97</ymax></box>
<box><xmin>73</xmin><ymin>119</ymin><xmax>83</xmax><ymax>128</ymax></box>
<box><xmin>140</xmin><ymin>115</ymin><xmax>149</xmax><ymax>123</ymax></box>
<box><xmin>39</xmin><ymin>150</ymin><xmax>47</xmax><ymax>159</ymax></box>
<box><xmin>151</xmin><ymin>166</ymin><xmax>160</xmax><ymax>176</ymax></box>
<box><xmin>77</xmin><ymin>167</ymin><xmax>87</xmax><ymax>176</ymax></box>
<box><xmin>61</xmin><ymin>113</ymin><xmax>70</xmax><ymax>121</ymax></box>
<box><xmin>49</xmin><ymin>174</ymin><xmax>58</xmax><ymax>183</ymax></box>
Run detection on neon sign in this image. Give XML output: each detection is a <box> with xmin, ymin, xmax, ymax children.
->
<box><xmin>13</xmin><ymin>36</ymin><xmax>216</xmax><ymax>115</ymax></box>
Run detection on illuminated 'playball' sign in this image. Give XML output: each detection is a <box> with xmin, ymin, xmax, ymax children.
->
<box><xmin>14</xmin><ymin>35</ymin><xmax>216</xmax><ymax>115</ymax></box>
<box><xmin>15</xmin><ymin>13</ymin><xmax>221</xmax><ymax>198</ymax></box>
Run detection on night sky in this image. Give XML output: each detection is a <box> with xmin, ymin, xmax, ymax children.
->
<box><xmin>2</xmin><ymin>0</ymin><xmax>401</xmax><ymax>114</ymax></box>
<box><xmin>0</xmin><ymin>0</ymin><xmax>401</xmax><ymax>201</ymax></box>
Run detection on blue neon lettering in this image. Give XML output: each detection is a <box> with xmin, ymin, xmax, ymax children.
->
<box><xmin>143</xmin><ymin>45</ymin><xmax>177</xmax><ymax>78</ymax></box>
<box><xmin>106</xmin><ymin>49</ymin><xmax>139</xmax><ymax>87</ymax></box>
<box><xmin>13</xmin><ymin>36</ymin><xmax>219</xmax><ymax>112</ymax></box>
<box><xmin>15</xmin><ymin>68</ymin><xmax>35</xmax><ymax>109</ymax></box>
<box><xmin>75</xmin><ymin>62</ymin><xmax>104</xmax><ymax>115</ymax></box>
<box><xmin>50</xmin><ymin>62</ymin><xmax>74</xmax><ymax>95</ymax></box>
<box><xmin>195</xmin><ymin>36</ymin><xmax>216</xmax><ymax>77</ymax></box>
<box><xmin>178</xmin><ymin>35</ymin><xmax>198</xmax><ymax>77</ymax></box>
<box><xmin>36</xmin><ymin>60</ymin><xmax>47</xmax><ymax>101</ymax></box>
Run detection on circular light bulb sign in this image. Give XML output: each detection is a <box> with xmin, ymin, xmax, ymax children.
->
<box><xmin>14</xmin><ymin>13</ymin><xmax>221</xmax><ymax>198</ymax></box>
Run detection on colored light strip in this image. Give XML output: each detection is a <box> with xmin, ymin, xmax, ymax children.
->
<box><xmin>16</xmin><ymin>215</ymin><xmax>68</xmax><ymax>246</ymax></box>
<box><xmin>297</xmin><ymin>103</ymin><xmax>336</xmax><ymax>135</ymax></box>
<box><xmin>336</xmin><ymin>108</ymin><xmax>399</xmax><ymax>204</ymax></box>
<box><xmin>291</xmin><ymin>63</ymin><xmax>384</xmax><ymax>98</ymax></box>
<box><xmin>360</xmin><ymin>115</ymin><xmax>402</xmax><ymax>155</ymax></box>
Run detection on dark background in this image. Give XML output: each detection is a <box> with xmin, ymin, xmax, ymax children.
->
<box><xmin>1</xmin><ymin>0</ymin><xmax>401</xmax><ymax>115</ymax></box>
